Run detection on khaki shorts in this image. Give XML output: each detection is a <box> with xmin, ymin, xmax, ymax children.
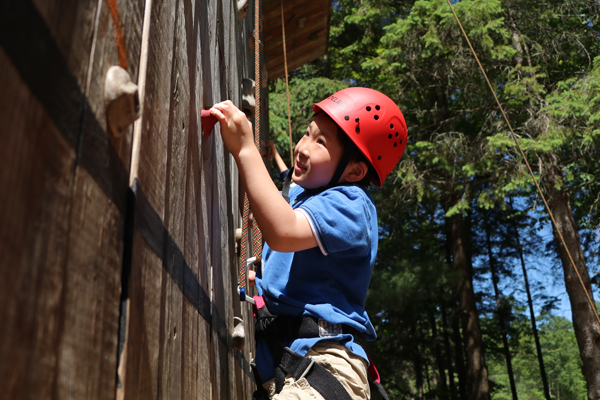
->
<box><xmin>262</xmin><ymin>342</ymin><xmax>370</xmax><ymax>400</ymax></box>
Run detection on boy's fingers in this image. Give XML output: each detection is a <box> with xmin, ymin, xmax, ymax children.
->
<box><xmin>209</xmin><ymin>107</ymin><xmax>225</xmax><ymax>121</ymax></box>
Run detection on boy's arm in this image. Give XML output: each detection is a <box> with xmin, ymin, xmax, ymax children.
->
<box><xmin>210</xmin><ymin>101</ymin><xmax>317</xmax><ymax>253</ymax></box>
<box><xmin>268</xmin><ymin>140</ymin><xmax>289</xmax><ymax>173</ymax></box>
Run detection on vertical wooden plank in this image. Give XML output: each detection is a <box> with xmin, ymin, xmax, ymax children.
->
<box><xmin>179</xmin><ymin>0</ymin><xmax>206</xmax><ymax>398</ymax></box>
<box><xmin>183</xmin><ymin>139</ymin><xmax>202</xmax><ymax>400</ymax></box>
<box><xmin>195</xmin><ymin>0</ymin><xmax>221</xmax><ymax>397</ymax></box>
<box><xmin>122</xmin><ymin>0</ymin><xmax>176</xmax><ymax>398</ymax></box>
<box><xmin>233</xmin><ymin>4</ymin><xmax>255</xmax><ymax>399</ymax></box>
<box><xmin>156</xmin><ymin>0</ymin><xmax>195</xmax><ymax>397</ymax></box>
<box><xmin>123</xmin><ymin>230</ymin><xmax>163</xmax><ymax>400</ymax></box>
<box><xmin>55</xmin><ymin>0</ymin><xmax>144</xmax><ymax>396</ymax></box>
<box><xmin>221</xmin><ymin>1</ymin><xmax>240</xmax><ymax>399</ymax></box>
<box><xmin>208</xmin><ymin>0</ymin><xmax>227</xmax><ymax>396</ymax></box>
<box><xmin>0</xmin><ymin>0</ymin><xmax>142</xmax><ymax>398</ymax></box>
<box><xmin>0</xmin><ymin>47</ymin><xmax>75</xmax><ymax>400</ymax></box>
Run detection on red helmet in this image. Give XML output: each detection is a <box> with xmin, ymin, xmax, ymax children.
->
<box><xmin>313</xmin><ymin>87</ymin><xmax>407</xmax><ymax>187</ymax></box>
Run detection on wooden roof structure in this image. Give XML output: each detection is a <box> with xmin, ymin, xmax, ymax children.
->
<box><xmin>262</xmin><ymin>0</ymin><xmax>333</xmax><ymax>82</ymax></box>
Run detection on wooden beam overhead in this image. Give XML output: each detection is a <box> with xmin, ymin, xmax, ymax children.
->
<box><xmin>262</xmin><ymin>0</ymin><xmax>333</xmax><ymax>82</ymax></box>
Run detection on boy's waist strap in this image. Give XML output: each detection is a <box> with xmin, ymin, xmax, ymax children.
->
<box><xmin>253</xmin><ymin>299</ymin><xmax>365</xmax><ymax>347</ymax></box>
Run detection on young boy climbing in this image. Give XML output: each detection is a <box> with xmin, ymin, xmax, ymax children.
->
<box><xmin>210</xmin><ymin>87</ymin><xmax>407</xmax><ymax>400</ymax></box>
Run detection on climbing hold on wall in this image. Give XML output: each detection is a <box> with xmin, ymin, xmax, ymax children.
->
<box><xmin>201</xmin><ymin>109</ymin><xmax>218</xmax><ymax>137</ymax></box>
<box><xmin>237</xmin><ymin>0</ymin><xmax>249</xmax><ymax>20</ymax></box>
<box><xmin>232</xmin><ymin>317</ymin><xmax>245</xmax><ymax>351</ymax></box>
<box><xmin>235</xmin><ymin>228</ymin><xmax>242</xmax><ymax>256</ymax></box>
<box><xmin>104</xmin><ymin>66</ymin><xmax>140</xmax><ymax>137</ymax></box>
<box><xmin>242</xmin><ymin>78</ymin><xmax>256</xmax><ymax>119</ymax></box>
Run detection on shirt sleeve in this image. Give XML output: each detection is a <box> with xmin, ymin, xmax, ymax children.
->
<box><xmin>298</xmin><ymin>186</ymin><xmax>373</xmax><ymax>256</ymax></box>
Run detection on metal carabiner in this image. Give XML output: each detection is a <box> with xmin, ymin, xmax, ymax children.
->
<box><xmin>238</xmin><ymin>256</ymin><xmax>256</xmax><ymax>304</ymax></box>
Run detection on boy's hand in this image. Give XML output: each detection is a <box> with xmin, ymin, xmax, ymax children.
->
<box><xmin>210</xmin><ymin>101</ymin><xmax>254</xmax><ymax>158</ymax></box>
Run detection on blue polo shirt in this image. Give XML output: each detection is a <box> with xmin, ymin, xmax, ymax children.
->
<box><xmin>254</xmin><ymin>184</ymin><xmax>378</xmax><ymax>382</ymax></box>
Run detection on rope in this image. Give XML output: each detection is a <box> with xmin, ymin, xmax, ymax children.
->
<box><xmin>252</xmin><ymin>0</ymin><xmax>263</xmax><ymax>264</ymax></box>
<box><xmin>446</xmin><ymin>0</ymin><xmax>600</xmax><ymax>326</ymax></box>
<box><xmin>281</xmin><ymin>0</ymin><xmax>294</xmax><ymax>166</ymax></box>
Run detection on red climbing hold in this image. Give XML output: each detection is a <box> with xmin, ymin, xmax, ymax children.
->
<box><xmin>201</xmin><ymin>109</ymin><xmax>218</xmax><ymax>137</ymax></box>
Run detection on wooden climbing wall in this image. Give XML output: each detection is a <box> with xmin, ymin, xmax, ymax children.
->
<box><xmin>0</xmin><ymin>0</ymin><xmax>258</xmax><ymax>399</ymax></box>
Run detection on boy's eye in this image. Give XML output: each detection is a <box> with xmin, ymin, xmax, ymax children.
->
<box><xmin>317</xmin><ymin>139</ymin><xmax>325</xmax><ymax>145</ymax></box>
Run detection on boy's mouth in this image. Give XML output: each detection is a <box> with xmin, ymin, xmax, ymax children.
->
<box><xmin>295</xmin><ymin>160</ymin><xmax>307</xmax><ymax>172</ymax></box>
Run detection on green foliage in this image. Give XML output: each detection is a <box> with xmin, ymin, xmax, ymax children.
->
<box><xmin>265</xmin><ymin>0</ymin><xmax>600</xmax><ymax>396</ymax></box>
<box><xmin>485</xmin><ymin>314</ymin><xmax>587</xmax><ymax>400</ymax></box>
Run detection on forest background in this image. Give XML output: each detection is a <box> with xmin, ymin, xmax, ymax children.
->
<box><xmin>265</xmin><ymin>1</ymin><xmax>600</xmax><ymax>399</ymax></box>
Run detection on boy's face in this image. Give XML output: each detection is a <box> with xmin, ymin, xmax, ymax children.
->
<box><xmin>293</xmin><ymin>113</ymin><xmax>344</xmax><ymax>189</ymax></box>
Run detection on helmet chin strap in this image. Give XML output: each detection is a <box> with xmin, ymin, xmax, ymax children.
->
<box><xmin>326</xmin><ymin>150</ymin><xmax>351</xmax><ymax>188</ymax></box>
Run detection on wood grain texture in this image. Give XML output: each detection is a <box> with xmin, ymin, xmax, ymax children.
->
<box><xmin>0</xmin><ymin>46</ymin><xmax>76</xmax><ymax>400</ymax></box>
<box><xmin>123</xmin><ymin>231</ymin><xmax>163</xmax><ymax>400</ymax></box>
<box><xmin>0</xmin><ymin>0</ymin><xmax>140</xmax><ymax>398</ymax></box>
<box><xmin>0</xmin><ymin>0</ymin><xmax>262</xmax><ymax>398</ymax></box>
<box><xmin>261</xmin><ymin>0</ymin><xmax>332</xmax><ymax>81</ymax></box>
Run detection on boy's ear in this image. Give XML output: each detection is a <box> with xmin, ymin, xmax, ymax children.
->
<box><xmin>343</xmin><ymin>160</ymin><xmax>368</xmax><ymax>183</ymax></box>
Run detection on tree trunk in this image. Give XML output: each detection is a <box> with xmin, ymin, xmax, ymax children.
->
<box><xmin>448</xmin><ymin>212</ymin><xmax>490</xmax><ymax>400</ymax></box>
<box><xmin>452</xmin><ymin>305</ymin><xmax>467</xmax><ymax>400</ymax></box>
<box><xmin>447</xmin><ymin>230</ymin><xmax>467</xmax><ymax>400</ymax></box>
<box><xmin>509</xmin><ymin>200</ymin><xmax>551</xmax><ymax>400</ymax></box>
<box><xmin>414</xmin><ymin>323</ymin><xmax>424</xmax><ymax>399</ymax></box>
<box><xmin>485</xmin><ymin>228</ymin><xmax>518</xmax><ymax>400</ymax></box>
<box><xmin>430</xmin><ymin>310</ymin><xmax>449</xmax><ymax>397</ymax></box>
<box><xmin>546</xmin><ymin>161</ymin><xmax>600</xmax><ymax>399</ymax></box>
<box><xmin>441</xmin><ymin>305</ymin><xmax>458</xmax><ymax>399</ymax></box>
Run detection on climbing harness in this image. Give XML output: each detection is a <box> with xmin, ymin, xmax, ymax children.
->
<box><xmin>446</xmin><ymin>0</ymin><xmax>600</xmax><ymax>327</ymax></box>
<box><xmin>251</xmin><ymin>296</ymin><xmax>389</xmax><ymax>400</ymax></box>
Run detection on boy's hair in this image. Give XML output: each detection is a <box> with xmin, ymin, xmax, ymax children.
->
<box><xmin>315</xmin><ymin>113</ymin><xmax>375</xmax><ymax>187</ymax></box>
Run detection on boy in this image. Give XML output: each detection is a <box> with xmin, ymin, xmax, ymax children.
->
<box><xmin>210</xmin><ymin>87</ymin><xmax>407</xmax><ymax>400</ymax></box>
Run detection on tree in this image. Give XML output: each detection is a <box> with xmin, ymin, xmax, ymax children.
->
<box><xmin>486</xmin><ymin>313</ymin><xmax>587</xmax><ymax>400</ymax></box>
<box><xmin>374</xmin><ymin>1</ymin><xmax>517</xmax><ymax>398</ymax></box>
<box><xmin>485</xmin><ymin>1</ymin><xmax>600</xmax><ymax>394</ymax></box>
<box><xmin>266</xmin><ymin>0</ymin><xmax>600</xmax><ymax>396</ymax></box>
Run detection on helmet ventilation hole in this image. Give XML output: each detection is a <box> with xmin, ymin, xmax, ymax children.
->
<box><xmin>377</xmin><ymin>155</ymin><xmax>382</xmax><ymax>160</ymax></box>
<box><xmin>355</xmin><ymin>117</ymin><xmax>359</xmax><ymax>122</ymax></box>
<box><xmin>394</xmin><ymin>142</ymin><xmax>397</xmax><ymax>147</ymax></box>
<box><xmin>375</xmin><ymin>105</ymin><xmax>380</xmax><ymax>110</ymax></box>
<box><xmin>374</xmin><ymin>115</ymin><xmax>379</xmax><ymax>120</ymax></box>
<box><xmin>388</xmin><ymin>134</ymin><xmax>392</xmax><ymax>139</ymax></box>
<box><xmin>395</xmin><ymin>132</ymin><xmax>399</xmax><ymax>137</ymax></box>
<box><xmin>390</xmin><ymin>124</ymin><xmax>394</xmax><ymax>129</ymax></box>
<box><xmin>355</xmin><ymin>127</ymin><xmax>360</xmax><ymax>133</ymax></box>
<box><xmin>399</xmin><ymin>139</ymin><xmax>403</xmax><ymax>144</ymax></box>
<box><xmin>344</xmin><ymin>115</ymin><xmax>349</xmax><ymax>121</ymax></box>
<box><xmin>366</xmin><ymin>106</ymin><xmax>371</xmax><ymax>111</ymax></box>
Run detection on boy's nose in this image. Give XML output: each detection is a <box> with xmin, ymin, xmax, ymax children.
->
<box><xmin>295</xmin><ymin>141</ymin><xmax>308</xmax><ymax>158</ymax></box>
<box><xmin>297</xmin><ymin>146</ymin><xmax>309</xmax><ymax>158</ymax></box>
